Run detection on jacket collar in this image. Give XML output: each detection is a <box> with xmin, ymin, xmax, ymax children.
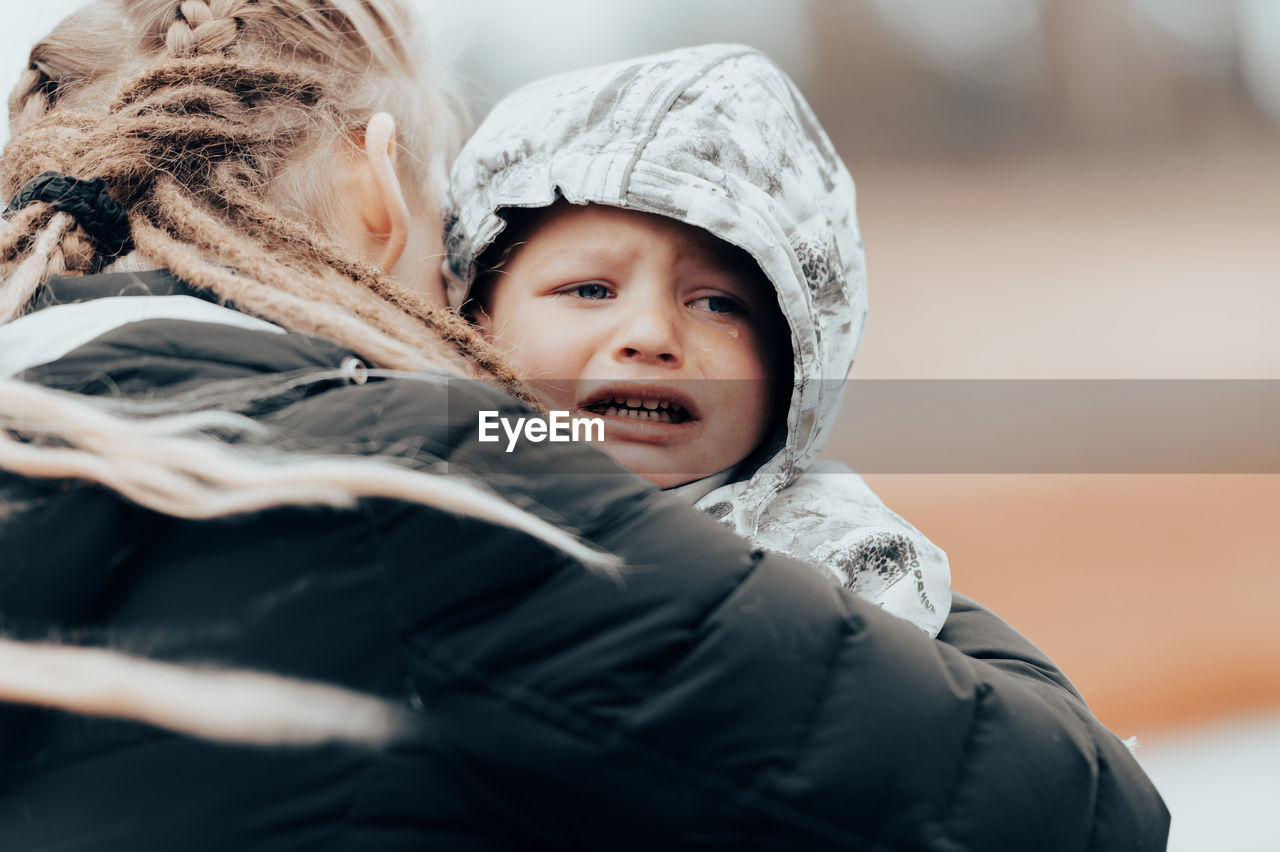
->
<box><xmin>34</xmin><ymin>269</ymin><xmax>222</xmax><ymax>312</ymax></box>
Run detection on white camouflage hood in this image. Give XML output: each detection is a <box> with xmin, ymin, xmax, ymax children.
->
<box><xmin>444</xmin><ymin>45</ymin><xmax>949</xmax><ymax>634</ymax></box>
<box><xmin>443</xmin><ymin>44</ymin><xmax>866</xmax><ymax>532</ymax></box>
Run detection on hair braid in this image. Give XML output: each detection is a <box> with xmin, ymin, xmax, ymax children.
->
<box><xmin>1</xmin><ymin>120</ymin><xmax>129</xmax><ymax>281</ymax></box>
<box><xmin>148</xmin><ymin>176</ymin><xmax>474</xmax><ymax>372</ymax></box>
<box><xmin>0</xmin><ymin>213</ymin><xmax>74</xmax><ymax>322</ymax></box>
<box><xmin>1</xmin><ymin>1</ymin><xmax>520</xmax><ymax>389</ymax></box>
<box><xmin>0</xmin><ymin>3</ymin><xmax>612</xmax><ymax>736</ymax></box>
<box><xmin>6</xmin><ymin>66</ymin><xmax>57</xmax><ymax>139</ymax></box>
<box><xmin>214</xmin><ymin>182</ymin><xmax>539</xmax><ymax>399</ymax></box>
<box><xmin>129</xmin><ymin>214</ymin><xmax>441</xmax><ymax>372</ymax></box>
<box><xmin>2</xmin><ymin>62</ymin><xmax>105</xmax><ymax>282</ymax></box>
<box><xmin>0</xmin><ymin>205</ymin><xmax>50</xmax><ymax>261</ymax></box>
<box><xmin>165</xmin><ymin>1</ymin><xmax>246</xmax><ymax>58</ymax></box>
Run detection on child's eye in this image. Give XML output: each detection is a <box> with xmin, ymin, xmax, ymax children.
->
<box><xmin>561</xmin><ymin>282</ymin><xmax>613</xmax><ymax>300</ymax></box>
<box><xmin>690</xmin><ymin>295</ymin><xmax>742</xmax><ymax>314</ymax></box>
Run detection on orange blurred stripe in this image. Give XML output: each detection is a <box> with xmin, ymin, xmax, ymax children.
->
<box><xmin>860</xmin><ymin>474</ymin><xmax>1280</xmax><ymax>736</ymax></box>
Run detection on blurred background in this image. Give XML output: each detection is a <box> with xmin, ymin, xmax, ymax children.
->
<box><xmin>4</xmin><ymin>1</ymin><xmax>1278</xmax><ymax>847</ymax></box>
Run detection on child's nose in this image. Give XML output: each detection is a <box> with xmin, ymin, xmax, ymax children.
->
<box><xmin>613</xmin><ymin>304</ymin><xmax>683</xmax><ymax>367</ymax></box>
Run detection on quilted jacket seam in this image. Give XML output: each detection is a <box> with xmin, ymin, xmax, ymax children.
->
<box><xmin>418</xmin><ymin>642</ymin><xmax>905</xmax><ymax>852</ymax></box>
<box><xmin>775</xmin><ymin>607</ymin><xmax>863</xmax><ymax>791</ymax></box>
<box><xmin>935</xmin><ymin>681</ymin><xmax>994</xmax><ymax>852</ymax></box>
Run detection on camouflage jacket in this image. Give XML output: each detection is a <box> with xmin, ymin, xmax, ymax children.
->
<box><xmin>444</xmin><ymin>44</ymin><xmax>949</xmax><ymax>634</ymax></box>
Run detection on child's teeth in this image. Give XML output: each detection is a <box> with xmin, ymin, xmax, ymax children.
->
<box><xmin>594</xmin><ymin>397</ymin><xmax>681</xmax><ymax>422</ymax></box>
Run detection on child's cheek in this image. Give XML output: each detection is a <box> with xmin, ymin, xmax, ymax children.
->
<box><xmin>715</xmin><ymin>327</ymin><xmax>772</xmax><ymax>382</ymax></box>
<box><xmin>498</xmin><ymin>305</ymin><xmax>576</xmax><ymax>376</ymax></box>
<box><xmin>520</xmin><ymin>329</ymin><xmax>593</xmax><ymax>410</ymax></box>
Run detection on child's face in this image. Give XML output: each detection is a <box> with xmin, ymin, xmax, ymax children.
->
<box><xmin>477</xmin><ymin>203</ymin><xmax>786</xmax><ymax>489</ymax></box>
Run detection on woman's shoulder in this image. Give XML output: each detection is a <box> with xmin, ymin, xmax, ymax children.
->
<box><xmin>19</xmin><ymin>313</ymin><xmax>361</xmax><ymax>399</ymax></box>
<box><xmin>0</xmin><ymin>472</ymin><xmax>150</xmax><ymax>626</ymax></box>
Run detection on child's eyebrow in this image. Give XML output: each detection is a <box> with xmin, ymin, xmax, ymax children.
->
<box><xmin>674</xmin><ymin>250</ymin><xmax>755</xmax><ymax>286</ymax></box>
<box><xmin>524</xmin><ymin>246</ymin><xmax>630</xmax><ymax>278</ymax></box>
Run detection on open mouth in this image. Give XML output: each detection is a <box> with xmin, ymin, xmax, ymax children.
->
<box><xmin>582</xmin><ymin>396</ymin><xmax>692</xmax><ymax>424</ymax></box>
<box><xmin>578</xmin><ymin>386</ymin><xmax>699</xmax><ymax>425</ymax></box>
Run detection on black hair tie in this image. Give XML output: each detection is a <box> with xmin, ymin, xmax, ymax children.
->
<box><xmin>5</xmin><ymin>171</ymin><xmax>133</xmax><ymax>258</ymax></box>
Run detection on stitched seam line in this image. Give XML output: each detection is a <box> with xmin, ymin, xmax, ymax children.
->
<box><xmin>618</xmin><ymin>49</ymin><xmax>760</xmax><ymax>196</ymax></box>
<box><xmin>1062</xmin><ymin>699</ymin><xmax>1106</xmax><ymax>852</ymax></box>
<box><xmin>629</xmin><ymin>547</ymin><xmax>765</xmax><ymax>703</ymax></box>
<box><xmin>1085</xmin><ymin>747</ymin><xmax>1106</xmax><ymax>852</ymax></box>
<box><xmin>420</xmin><ymin>646</ymin><xmax>903</xmax><ymax>852</ymax></box>
<box><xmin>778</xmin><ymin>612</ymin><xmax>860</xmax><ymax>788</ymax></box>
<box><xmin>936</xmin><ymin>681</ymin><xmax>993</xmax><ymax>851</ymax></box>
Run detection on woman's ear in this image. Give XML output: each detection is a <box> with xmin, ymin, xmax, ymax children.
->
<box><xmin>355</xmin><ymin>112</ymin><xmax>410</xmax><ymax>271</ymax></box>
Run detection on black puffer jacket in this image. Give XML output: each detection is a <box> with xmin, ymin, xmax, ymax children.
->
<box><xmin>0</xmin><ymin>273</ymin><xmax>1168</xmax><ymax>850</ymax></box>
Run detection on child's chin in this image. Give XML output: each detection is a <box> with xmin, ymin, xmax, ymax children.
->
<box><xmin>595</xmin><ymin>443</ymin><xmax>706</xmax><ymax>490</ymax></box>
<box><xmin>642</xmin><ymin>471</ymin><xmax>702</xmax><ymax>490</ymax></box>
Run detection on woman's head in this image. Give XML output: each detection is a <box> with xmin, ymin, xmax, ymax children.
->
<box><xmin>0</xmin><ymin>1</ymin><xmax>521</xmax><ymax>380</ymax></box>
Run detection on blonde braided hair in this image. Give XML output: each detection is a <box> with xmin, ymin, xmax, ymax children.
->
<box><xmin>0</xmin><ymin>2</ymin><xmax>618</xmax><ymax>745</ymax></box>
<box><xmin>0</xmin><ymin>0</ymin><xmax>532</xmax><ymax>394</ymax></box>
<box><xmin>164</xmin><ymin>0</ymin><xmax>243</xmax><ymax>57</ymax></box>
